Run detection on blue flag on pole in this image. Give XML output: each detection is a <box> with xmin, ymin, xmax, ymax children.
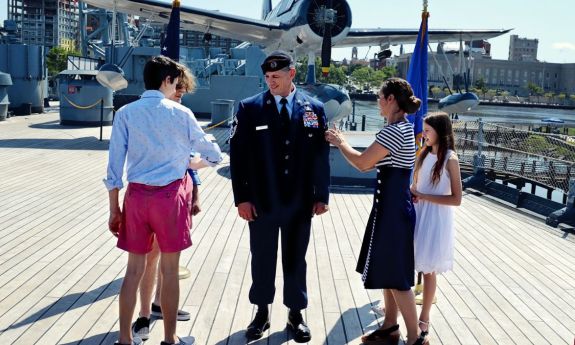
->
<box><xmin>406</xmin><ymin>9</ymin><xmax>429</xmax><ymax>154</ymax></box>
<box><xmin>161</xmin><ymin>0</ymin><xmax>180</xmax><ymax>61</ymax></box>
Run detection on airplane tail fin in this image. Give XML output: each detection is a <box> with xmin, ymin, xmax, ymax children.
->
<box><xmin>261</xmin><ymin>0</ymin><xmax>272</xmax><ymax>20</ymax></box>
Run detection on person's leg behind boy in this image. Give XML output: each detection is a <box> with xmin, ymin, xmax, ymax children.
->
<box><xmin>150</xmin><ymin>176</ymin><xmax>193</xmax><ymax>344</ymax></box>
<box><xmin>139</xmin><ymin>242</ymin><xmax>160</xmax><ymax>319</ymax></box>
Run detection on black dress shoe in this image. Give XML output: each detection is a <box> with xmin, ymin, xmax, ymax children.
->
<box><xmin>245</xmin><ymin>311</ymin><xmax>270</xmax><ymax>341</ymax></box>
<box><xmin>287</xmin><ymin>311</ymin><xmax>311</xmax><ymax>343</ymax></box>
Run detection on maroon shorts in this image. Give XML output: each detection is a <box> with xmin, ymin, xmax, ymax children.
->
<box><xmin>117</xmin><ymin>175</ymin><xmax>193</xmax><ymax>254</ymax></box>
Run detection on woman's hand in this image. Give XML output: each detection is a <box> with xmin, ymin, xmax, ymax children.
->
<box><xmin>325</xmin><ymin>124</ymin><xmax>346</xmax><ymax>148</ymax></box>
<box><xmin>410</xmin><ymin>184</ymin><xmax>421</xmax><ymax>203</ymax></box>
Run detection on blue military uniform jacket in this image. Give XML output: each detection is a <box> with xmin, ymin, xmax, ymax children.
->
<box><xmin>230</xmin><ymin>89</ymin><xmax>330</xmax><ymax>214</ymax></box>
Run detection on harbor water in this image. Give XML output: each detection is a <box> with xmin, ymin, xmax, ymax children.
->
<box><xmin>349</xmin><ymin>101</ymin><xmax>575</xmax><ymax>131</ymax></box>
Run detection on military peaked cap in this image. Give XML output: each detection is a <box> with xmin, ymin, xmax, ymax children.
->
<box><xmin>261</xmin><ymin>50</ymin><xmax>294</xmax><ymax>73</ymax></box>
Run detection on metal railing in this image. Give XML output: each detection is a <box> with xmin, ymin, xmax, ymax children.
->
<box><xmin>455</xmin><ymin>119</ymin><xmax>575</xmax><ymax>203</ymax></box>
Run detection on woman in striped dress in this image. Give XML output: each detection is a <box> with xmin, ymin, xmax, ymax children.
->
<box><xmin>326</xmin><ymin>78</ymin><xmax>426</xmax><ymax>345</ymax></box>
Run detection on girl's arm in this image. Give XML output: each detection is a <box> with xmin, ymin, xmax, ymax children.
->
<box><xmin>336</xmin><ymin>140</ymin><xmax>389</xmax><ymax>172</ymax></box>
<box><xmin>414</xmin><ymin>154</ymin><xmax>462</xmax><ymax>206</ymax></box>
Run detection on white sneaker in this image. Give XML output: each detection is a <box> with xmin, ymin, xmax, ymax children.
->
<box><xmin>160</xmin><ymin>336</ymin><xmax>195</xmax><ymax>345</ymax></box>
<box><xmin>114</xmin><ymin>336</ymin><xmax>142</xmax><ymax>345</ymax></box>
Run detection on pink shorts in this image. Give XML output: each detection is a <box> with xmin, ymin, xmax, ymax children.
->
<box><xmin>117</xmin><ymin>175</ymin><xmax>193</xmax><ymax>254</ymax></box>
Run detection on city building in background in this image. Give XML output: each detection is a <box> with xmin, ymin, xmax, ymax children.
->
<box><xmin>388</xmin><ymin>35</ymin><xmax>574</xmax><ymax>96</ymax></box>
<box><xmin>8</xmin><ymin>0</ymin><xmax>79</xmax><ymax>50</ymax></box>
<box><xmin>508</xmin><ymin>34</ymin><xmax>538</xmax><ymax>62</ymax></box>
<box><xmin>395</xmin><ymin>49</ymin><xmax>575</xmax><ymax>96</ymax></box>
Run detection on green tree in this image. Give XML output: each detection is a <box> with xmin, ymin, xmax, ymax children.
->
<box><xmin>368</xmin><ymin>67</ymin><xmax>396</xmax><ymax>88</ymax></box>
<box><xmin>544</xmin><ymin>92</ymin><xmax>555</xmax><ymax>104</ymax></box>
<box><xmin>557</xmin><ymin>93</ymin><xmax>566</xmax><ymax>105</ymax></box>
<box><xmin>350</xmin><ymin>66</ymin><xmax>372</xmax><ymax>87</ymax></box>
<box><xmin>296</xmin><ymin>60</ymin><xmax>395</xmax><ymax>89</ymax></box>
<box><xmin>46</xmin><ymin>46</ymin><xmax>81</xmax><ymax>78</ymax></box>
<box><xmin>347</xmin><ymin>63</ymin><xmax>364</xmax><ymax>76</ymax></box>
<box><xmin>319</xmin><ymin>63</ymin><xmax>347</xmax><ymax>85</ymax></box>
<box><xmin>473</xmin><ymin>77</ymin><xmax>489</xmax><ymax>99</ymax></box>
<box><xmin>430</xmin><ymin>86</ymin><xmax>442</xmax><ymax>98</ymax></box>
<box><xmin>294</xmin><ymin>57</ymin><xmax>347</xmax><ymax>85</ymax></box>
<box><xmin>526</xmin><ymin>82</ymin><xmax>543</xmax><ymax>102</ymax></box>
<box><xmin>486</xmin><ymin>89</ymin><xmax>497</xmax><ymax>100</ymax></box>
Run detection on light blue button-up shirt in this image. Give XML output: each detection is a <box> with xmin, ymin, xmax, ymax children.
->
<box><xmin>273</xmin><ymin>85</ymin><xmax>296</xmax><ymax>118</ymax></box>
<box><xmin>104</xmin><ymin>90</ymin><xmax>223</xmax><ymax>190</ymax></box>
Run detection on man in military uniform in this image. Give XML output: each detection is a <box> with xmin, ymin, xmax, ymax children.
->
<box><xmin>229</xmin><ymin>51</ymin><xmax>330</xmax><ymax>343</ymax></box>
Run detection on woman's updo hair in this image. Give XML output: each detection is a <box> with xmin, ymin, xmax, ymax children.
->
<box><xmin>380</xmin><ymin>77</ymin><xmax>422</xmax><ymax>114</ymax></box>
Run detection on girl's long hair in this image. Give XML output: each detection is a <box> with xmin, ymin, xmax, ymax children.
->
<box><xmin>414</xmin><ymin>112</ymin><xmax>455</xmax><ymax>185</ymax></box>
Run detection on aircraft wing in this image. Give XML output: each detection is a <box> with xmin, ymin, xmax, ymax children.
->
<box><xmin>335</xmin><ymin>28</ymin><xmax>512</xmax><ymax>48</ymax></box>
<box><xmin>83</xmin><ymin>0</ymin><xmax>283</xmax><ymax>43</ymax></box>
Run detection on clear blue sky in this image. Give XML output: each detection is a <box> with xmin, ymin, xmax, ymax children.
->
<box><xmin>1</xmin><ymin>0</ymin><xmax>574</xmax><ymax>63</ymax></box>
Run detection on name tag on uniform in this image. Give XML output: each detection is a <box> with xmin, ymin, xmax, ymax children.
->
<box><xmin>256</xmin><ymin>125</ymin><xmax>268</xmax><ymax>131</ymax></box>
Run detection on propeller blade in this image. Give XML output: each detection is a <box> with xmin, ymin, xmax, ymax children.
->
<box><xmin>321</xmin><ymin>27</ymin><xmax>332</xmax><ymax>77</ymax></box>
<box><xmin>321</xmin><ymin>0</ymin><xmax>334</xmax><ymax>77</ymax></box>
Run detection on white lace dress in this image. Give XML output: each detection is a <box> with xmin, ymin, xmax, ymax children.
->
<box><xmin>414</xmin><ymin>150</ymin><xmax>455</xmax><ymax>274</ymax></box>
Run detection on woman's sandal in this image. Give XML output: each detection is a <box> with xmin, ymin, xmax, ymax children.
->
<box><xmin>361</xmin><ymin>324</ymin><xmax>400</xmax><ymax>344</ymax></box>
<box><xmin>409</xmin><ymin>336</ymin><xmax>428</xmax><ymax>345</ymax></box>
<box><xmin>418</xmin><ymin>319</ymin><xmax>430</xmax><ymax>337</ymax></box>
<box><xmin>414</xmin><ymin>320</ymin><xmax>430</xmax><ymax>344</ymax></box>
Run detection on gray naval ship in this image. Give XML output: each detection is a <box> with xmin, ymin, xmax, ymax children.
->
<box><xmin>0</xmin><ymin>0</ymin><xmax>511</xmax><ymax>125</ymax></box>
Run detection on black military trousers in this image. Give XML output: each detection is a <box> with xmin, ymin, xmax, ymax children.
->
<box><xmin>248</xmin><ymin>208</ymin><xmax>312</xmax><ymax>311</ymax></box>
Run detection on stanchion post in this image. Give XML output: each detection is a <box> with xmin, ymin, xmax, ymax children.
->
<box><xmin>99</xmin><ymin>98</ymin><xmax>104</xmax><ymax>141</ymax></box>
<box><xmin>361</xmin><ymin>114</ymin><xmax>366</xmax><ymax>131</ymax></box>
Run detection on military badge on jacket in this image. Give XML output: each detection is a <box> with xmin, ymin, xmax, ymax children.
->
<box><xmin>303</xmin><ymin>104</ymin><xmax>319</xmax><ymax>128</ymax></box>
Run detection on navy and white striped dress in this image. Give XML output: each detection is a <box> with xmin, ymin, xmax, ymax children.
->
<box><xmin>355</xmin><ymin>121</ymin><xmax>416</xmax><ymax>290</ymax></box>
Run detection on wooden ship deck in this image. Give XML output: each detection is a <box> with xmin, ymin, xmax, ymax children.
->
<box><xmin>0</xmin><ymin>112</ymin><xmax>574</xmax><ymax>345</ymax></box>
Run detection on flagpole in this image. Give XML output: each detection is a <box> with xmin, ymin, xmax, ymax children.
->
<box><xmin>160</xmin><ymin>0</ymin><xmax>189</xmax><ymax>279</ymax></box>
<box><xmin>414</xmin><ymin>0</ymin><xmax>437</xmax><ymax>306</ymax></box>
<box><xmin>415</xmin><ymin>0</ymin><xmax>427</xmax><ymax>300</ymax></box>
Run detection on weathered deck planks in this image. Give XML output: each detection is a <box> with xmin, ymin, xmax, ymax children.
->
<box><xmin>0</xmin><ymin>112</ymin><xmax>574</xmax><ymax>345</ymax></box>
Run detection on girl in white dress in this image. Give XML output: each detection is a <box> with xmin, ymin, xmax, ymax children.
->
<box><xmin>410</xmin><ymin>112</ymin><xmax>462</xmax><ymax>340</ymax></box>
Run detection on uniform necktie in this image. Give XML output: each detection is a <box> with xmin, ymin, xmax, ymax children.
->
<box><xmin>279</xmin><ymin>98</ymin><xmax>290</xmax><ymax>130</ymax></box>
